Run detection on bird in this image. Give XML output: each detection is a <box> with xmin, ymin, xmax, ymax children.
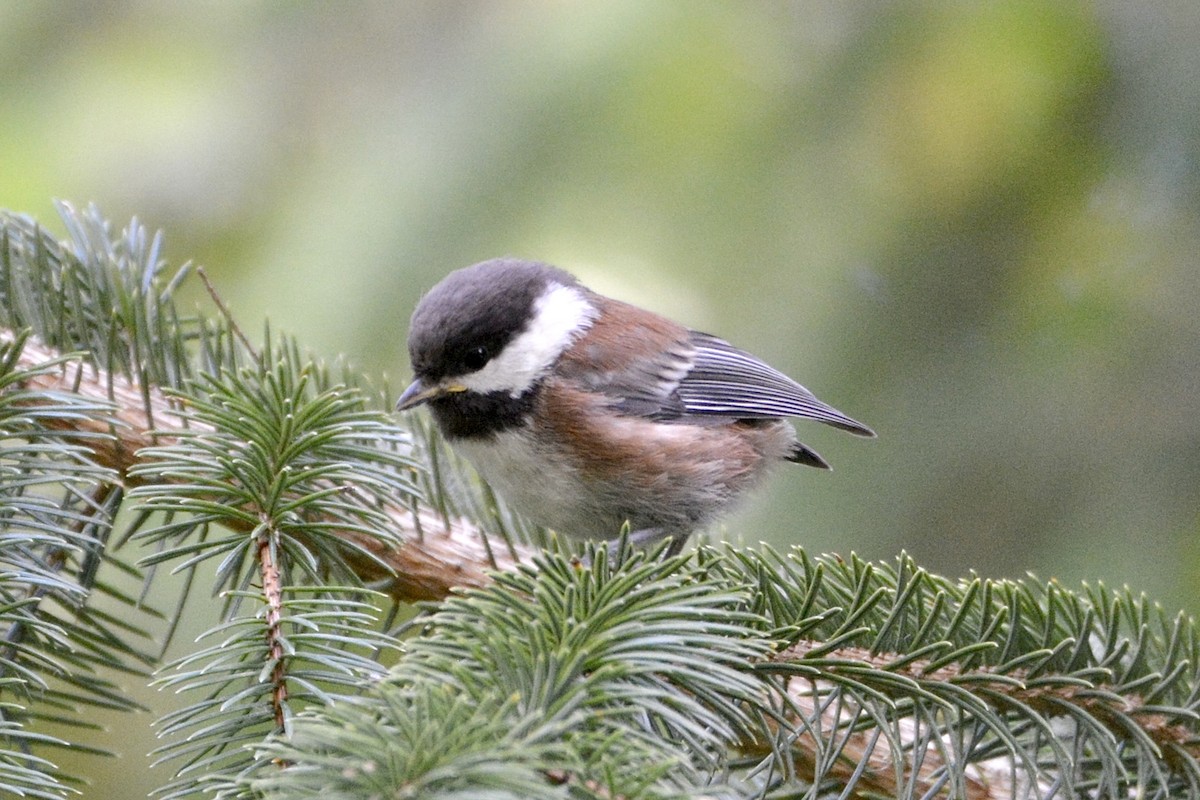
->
<box><xmin>396</xmin><ymin>258</ymin><xmax>873</xmax><ymax>555</ymax></box>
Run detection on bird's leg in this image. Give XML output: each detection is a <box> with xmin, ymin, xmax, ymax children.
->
<box><xmin>661</xmin><ymin>532</ymin><xmax>690</xmax><ymax>557</ymax></box>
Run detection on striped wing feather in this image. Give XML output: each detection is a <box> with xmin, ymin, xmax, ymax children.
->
<box><xmin>671</xmin><ymin>333</ymin><xmax>874</xmax><ymax>435</ymax></box>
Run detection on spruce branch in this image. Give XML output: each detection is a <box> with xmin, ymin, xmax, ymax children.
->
<box><xmin>1</xmin><ymin>203</ymin><xmax>534</xmax><ymax>797</ymax></box>
<box><xmin>726</xmin><ymin>550</ymin><xmax>1200</xmax><ymax>798</ymax></box>
<box><xmin>2</xmin><ymin>205</ymin><xmax>532</xmax><ymax>604</ymax></box>
<box><xmin>2</xmin><ymin>330</ymin><xmax>522</xmax><ymax>601</ymax></box>
<box><xmin>0</xmin><ymin>331</ymin><xmax>155</xmax><ymax>798</ymax></box>
<box><xmin>764</xmin><ymin>638</ymin><xmax>1199</xmax><ymax>784</ymax></box>
<box><xmin>247</xmin><ymin>548</ymin><xmax>1200</xmax><ymax>799</ymax></box>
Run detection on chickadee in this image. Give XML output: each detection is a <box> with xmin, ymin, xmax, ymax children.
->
<box><xmin>397</xmin><ymin>258</ymin><xmax>873</xmax><ymax>554</ymax></box>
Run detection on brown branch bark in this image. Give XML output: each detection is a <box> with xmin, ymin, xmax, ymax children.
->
<box><xmin>3</xmin><ymin>330</ymin><xmax>528</xmax><ymax>603</ymax></box>
<box><xmin>257</xmin><ymin>521</ymin><xmax>289</xmax><ymax>730</ymax></box>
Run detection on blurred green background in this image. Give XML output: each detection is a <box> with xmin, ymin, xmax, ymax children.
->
<box><xmin>3</xmin><ymin>1</ymin><xmax>1199</xmax><ymax>795</ymax></box>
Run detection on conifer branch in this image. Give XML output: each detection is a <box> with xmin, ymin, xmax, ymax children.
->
<box><xmin>752</xmin><ymin>638</ymin><xmax>1200</xmax><ymax>799</ymax></box>
<box><xmin>0</xmin><ymin>330</ymin><xmax>525</xmax><ymax>602</ymax></box>
<box><xmin>769</xmin><ymin>640</ymin><xmax>1200</xmax><ymax>775</ymax></box>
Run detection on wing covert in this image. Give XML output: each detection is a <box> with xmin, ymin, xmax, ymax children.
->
<box><xmin>555</xmin><ymin>298</ymin><xmax>872</xmax><ymax>436</ymax></box>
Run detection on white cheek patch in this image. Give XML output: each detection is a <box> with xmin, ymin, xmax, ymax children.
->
<box><xmin>460</xmin><ymin>283</ymin><xmax>596</xmax><ymax>396</ymax></box>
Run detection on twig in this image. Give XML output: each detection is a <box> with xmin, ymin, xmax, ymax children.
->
<box><xmin>257</xmin><ymin>519</ymin><xmax>289</xmax><ymax>731</ymax></box>
<box><xmin>196</xmin><ymin>266</ymin><xmax>259</xmax><ymax>361</ymax></box>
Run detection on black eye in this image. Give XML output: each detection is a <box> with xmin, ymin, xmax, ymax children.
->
<box><xmin>462</xmin><ymin>345</ymin><xmax>489</xmax><ymax>371</ymax></box>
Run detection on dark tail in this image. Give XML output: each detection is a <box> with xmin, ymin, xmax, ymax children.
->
<box><xmin>787</xmin><ymin>442</ymin><xmax>830</xmax><ymax>469</ymax></box>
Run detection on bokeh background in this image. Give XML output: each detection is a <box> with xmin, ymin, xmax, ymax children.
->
<box><xmin>3</xmin><ymin>2</ymin><xmax>1199</xmax><ymax>795</ymax></box>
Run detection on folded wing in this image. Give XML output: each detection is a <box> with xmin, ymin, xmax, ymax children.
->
<box><xmin>657</xmin><ymin>332</ymin><xmax>874</xmax><ymax>436</ymax></box>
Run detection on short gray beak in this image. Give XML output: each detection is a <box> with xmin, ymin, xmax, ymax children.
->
<box><xmin>395</xmin><ymin>378</ymin><xmax>466</xmax><ymax>411</ymax></box>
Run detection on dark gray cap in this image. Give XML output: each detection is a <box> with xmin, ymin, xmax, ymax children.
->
<box><xmin>407</xmin><ymin>258</ymin><xmax>580</xmax><ymax>382</ymax></box>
